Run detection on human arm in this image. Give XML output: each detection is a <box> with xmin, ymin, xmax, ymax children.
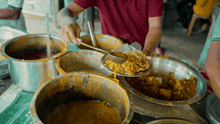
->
<box><xmin>0</xmin><ymin>6</ymin><xmax>22</xmax><ymax>19</ymax></box>
<box><xmin>143</xmin><ymin>17</ymin><xmax>162</xmax><ymax>54</ymax></box>
<box><xmin>58</xmin><ymin>2</ymin><xmax>85</xmax><ymax>43</ymax></box>
<box><xmin>57</xmin><ymin>2</ymin><xmax>84</xmax><ymax>27</ymax></box>
<box><xmin>205</xmin><ymin>41</ymin><xmax>220</xmax><ymax>99</ymax></box>
<box><xmin>0</xmin><ymin>0</ymin><xmax>25</xmax><ymax>20</ymax></box>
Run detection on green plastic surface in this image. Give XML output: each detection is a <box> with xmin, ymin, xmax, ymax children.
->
<box><xmin>0</xmin><ymin>92</ymin><xmax>34</xmax><ymax>124</ymax></box>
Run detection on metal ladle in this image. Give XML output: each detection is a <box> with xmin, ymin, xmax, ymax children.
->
<box><xmin>79</xmin><ymin>41</ymin><xmax>128</xmax><ymax>64</ymax></box>
<box><xmin>78</xmin><ymin>21</ymin><xmax>127</xmax><ymax>64</ymax></box>
<box><xmin>87</xmin><ymin>21</ymin><xmax>98</xmax><ymax>47</ymax></box>
<box><xmin>46</xmin><ymin>13</ymin><xmax>51</xmax><ymax>58</ymax></box>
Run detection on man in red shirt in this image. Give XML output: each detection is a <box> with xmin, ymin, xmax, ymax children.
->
<box><xmin>58</xmin><ymin>0</ymin><xmax>163</xmax><ymax>55</ymax></box>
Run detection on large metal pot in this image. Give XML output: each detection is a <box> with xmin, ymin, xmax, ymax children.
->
<box><xmin>1</xmin><ymin>34</ymin><xmax>68</xmax><ymax>92</ymax></box>
<box><xmin>55</xmin><ymin>50</ymin><xmax>111</xmax><ymax>76</ymax></box>
<box><xmin>29</xmin><ymin>73</ymin><xmax>134</xmax><ymax>124</ymax></box>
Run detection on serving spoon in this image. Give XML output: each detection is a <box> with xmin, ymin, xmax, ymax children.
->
<box><xmin>79</xmin><ymin>41</ymin><xmax>127</xmax><ymax>64</ymax></box>
<box><xmin>77</xmin><ymin>21</ymin><xmax>128</xmax><ymax>64</ymax></box>
<box><xmin>46</xmin><ymin>13</ymin><xmax>51</xmax><ymax>58</ymax></box>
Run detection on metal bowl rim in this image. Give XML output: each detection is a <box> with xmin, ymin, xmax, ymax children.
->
<box><xmin>0</xmin><ymin>33</ymin><xmax>69</xmax><ymax>62</ymax></box>
<box><xmin>55</xmin><ymin>49</ymin><xmax>106</xmax><ymax>74</ymax></box>
<box><xmin>80</xmin><ymin>34</ymin><xmax>125</xmax><ymax>42</ymax></box>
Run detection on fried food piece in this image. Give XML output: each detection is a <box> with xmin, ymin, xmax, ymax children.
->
<box><xmin>159</xmin><ymin>88</ymin><xmax>172</xmax><ymax>100</ymax></box>
<box><xmin>143</xmin><ymin>85</ymin><xmax>160</xmax><ymax>98</ymax></box>
<box><xmin>173</xmin><ymin>80</ymin><xmax>184</xmax><ymax>91</ymax></box>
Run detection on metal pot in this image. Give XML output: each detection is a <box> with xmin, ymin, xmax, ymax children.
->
<box><xmin>1</xmin><ymin>34</ymin><xmax>68</xmax><ymax>92</ymax></box>
<box><xmin>55</xmin><ymin>50</ymin><xmax>112</xmax><ymax>76</ymax></box>
<box><xmin>29</xmin><ymin>73</ymin><xmax>134</xmax><ymax>124</ymax></box>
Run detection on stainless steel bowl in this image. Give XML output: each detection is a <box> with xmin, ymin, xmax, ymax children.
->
<box><xmin>55</xmin><ymin>50</ymin><xmax>112</xmax><ymax>76</ymax></box>
<box><xmin>119</xmin><ymin>56</ymin><xmax>207</xmax><ymax>106</ymax></box>
<box><xmin>1</xmin><ymin>34</ymin><xmax>68</xmax><ymax>92</ymax></box>
<box><xmin>29</xmin><ymin>73</ymin><xmax>134</xmax><ymax>124</ymax></box>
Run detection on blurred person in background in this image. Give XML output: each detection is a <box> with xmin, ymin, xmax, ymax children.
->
<box><xmin>175</xmin><ymin>0</ymin><xmax>217</xmax><ymax>34</ymax></box>
<box><xmin>197</xmin><ymin>2</ymin><xmax>220</xmax><ymax>66</ymax></box>
<box><xmin>175</xmin><ymin>0</ymin><xmax>196</xmax><ymax>33</ymax></box>
<box><xmin>57</xmin><ymin>0</ymin><xmax>164</xmax><ymax>55</ymax></box>
<box><xmin>0</xmin><ymin>0</ymin><xmax>26</xmax><ymax>31</ymax></box>
<box><xmin>155</xmin><ymin>0</ymin><xmax>168</xmax><ymax>55</ymax></box>
<box><xmin>204</xmin><ymin>12</ymin><xmax>220</xmax><ymax>98</ymax></box>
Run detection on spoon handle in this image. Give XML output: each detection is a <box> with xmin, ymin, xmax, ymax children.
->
<box><xmin>87</xmin><ymin>21</ymin><xmax>97</xmax><ymax>47</ymax></box>
<box><xmin>79</xmin><ymin>42</ymin><xmax>108</xmax><ymax>54</ymax></box>
<box><xmin>46</xmin><ymin>13</ymin><xmax>51</xmax><ymax>58</ymax></box>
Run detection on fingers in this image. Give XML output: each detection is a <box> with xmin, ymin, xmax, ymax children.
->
<box><xmin>75</xmin><ymin>23</ymin><xmax>81</xmax><ymax>38</ymax></box>
<box><xmin>66</xmin><ymin>24</ymin><xmax>78</xmax><ymax>44</ymax></box>
<box><xmin>59</xmin><ymin>27</ymin><xmax>71</xmax><ymax>43</ymax></box>
<box><xmin>59</xmin><ymin>23</ymin><xmax>81</xmax><ymax>44</ymax></box>
<box><xmin>146</xmin><ymin>56</ymin><xmax>152</xmax><ymax>60</ymax></box>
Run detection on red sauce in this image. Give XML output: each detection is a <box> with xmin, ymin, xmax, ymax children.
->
<box><xmin>19</xmin><ymin>52</ymin><xmax>56</xmax><ymax>60</ymax></box>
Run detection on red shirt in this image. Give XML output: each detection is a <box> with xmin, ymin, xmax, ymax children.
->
<box><xmin>73</xmin><ymin>0</ymin><xmax>163</xmax><ymax>47</ymax></box>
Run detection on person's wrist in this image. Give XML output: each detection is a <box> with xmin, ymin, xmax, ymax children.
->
<box><xmin>143</xmin><ymin>50</ymin><xmax>151</xmax><ymax>56</ymax></box>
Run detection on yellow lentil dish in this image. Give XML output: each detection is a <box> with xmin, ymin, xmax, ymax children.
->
<box><xmin>126</xmin><ymin>72</ymin><xmax>197</xmax><ymax>101</ymax></box>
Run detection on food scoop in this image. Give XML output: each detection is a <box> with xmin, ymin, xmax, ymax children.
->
<box><xmin>100</xmin><ymin>44</ymin><xmax>153</xmax><ymax>77</ymax></box>
<box><xmin>79</xmin><ymin>41</ymin><xmax>128</xmax><ymax>64</ymax></box>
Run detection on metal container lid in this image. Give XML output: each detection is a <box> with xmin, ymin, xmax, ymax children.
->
<box><xmin>206</xmin><ymin>93</ymin><xmax>220</xmax><ymax>124</ymax></box>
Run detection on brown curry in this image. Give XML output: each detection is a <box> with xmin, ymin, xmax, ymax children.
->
<box><xmin>44</xmin><ymin>100</ymin><xmax>122</xmax><ymax>124</ymax></box>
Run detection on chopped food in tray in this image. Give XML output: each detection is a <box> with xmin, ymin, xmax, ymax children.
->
<box><xmin>126</xmin><ymin>72</ymin><xmax>197</xmax><ymax>101</ymax></box>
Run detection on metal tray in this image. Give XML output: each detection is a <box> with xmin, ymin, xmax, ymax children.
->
<box><xmin>120</xmin><ymin>56</ymin><xmax>207</xmax><ymax>106</ymax></box>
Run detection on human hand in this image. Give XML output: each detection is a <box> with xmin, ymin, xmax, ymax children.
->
<box><xmin>59</xmin><ymin>23</ymin><xmax>82</xmax><ymax>45</ymax></box>
<box><xmin>143</xmin><ymin>50</ymin><xmax>152</xmax><ymax>60</ymax></box>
